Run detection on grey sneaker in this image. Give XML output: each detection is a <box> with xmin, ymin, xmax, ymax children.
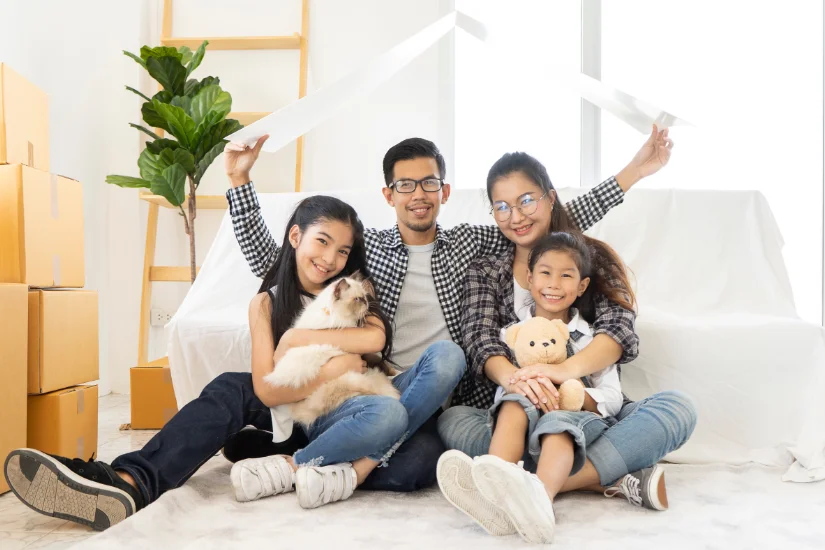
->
<box><xmin>605</xmin><ymin>464</ymin><xmax>668</xmax><ymax>511</ymax></box>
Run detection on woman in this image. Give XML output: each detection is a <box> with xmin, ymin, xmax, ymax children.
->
<box><xmin>437</xmin><ymin>151</ymin><xmax>697</xmax><ymax>540</ymax></box>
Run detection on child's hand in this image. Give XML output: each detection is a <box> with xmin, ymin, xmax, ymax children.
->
<box><xmin>507</xmin><ymin>379</ymin><xmax>559</xmax><ymax>413</ymax></box>
<box><xmin>225</xmin><ymin>134</ymin><xmax>269</xmax><ymax>187</ymax></box>
<box><xmin>327</xmin><ymin>353</ymin><xmax>368</xmax><ymax>377</ymax></box>
<box><xmin>514</xmin><ymin>363</ymin><xmax>570</xmax><ymax>385</ymax></box>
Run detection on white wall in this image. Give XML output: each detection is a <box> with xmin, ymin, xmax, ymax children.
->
<box><xmin>0</xmin><ymin>0</ymin><xmax>156</xmax><ymax>396</ymax></box>
<box><xmin>143</xmin><ymin>0</ymin><xmax>453</xmax><ymax>390</ymax></box>
<box><xmin>0</xmin><ymin>0</ymin><xmax>452</xmax><ymax>394</ymax></box>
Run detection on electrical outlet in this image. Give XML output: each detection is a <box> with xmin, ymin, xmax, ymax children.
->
<box><xmin>150</xmin><ymin>308</ymin><xmax>174</xmax><ymax>327</ymax></box>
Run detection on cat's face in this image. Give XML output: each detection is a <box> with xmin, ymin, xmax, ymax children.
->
<box><xmin>329</xmin><ymin>276</ymin><xmax>370</xmax><ymax>323</ymax></box>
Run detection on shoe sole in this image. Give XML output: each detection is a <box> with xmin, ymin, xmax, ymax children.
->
<box><xmin>645</xmin><ymin>465</ymin><xmax>668</xmax><ymax>511</ymax></box>
<box><xmin>435</xmin><ymin>451</ymin><xmax>515</xmax><ymax>536</ymax></box>
<box><xmin>472</xmin><ymin>456</ymin><xmax>555</xmax><ymax>544</ymax></box>
<box><xmin>3</xmin><ymin>449</ymin><xmax>135</xmax><ymax>531</ymax></box>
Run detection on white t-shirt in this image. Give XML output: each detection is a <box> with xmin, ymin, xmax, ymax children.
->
<box><xmin>513</xmin><ymin>277</ymin><xmax>534</xmax><ymax>321</ymax></box>
<box><xmin>391</xmin><ymin>242</ymin><xmax>452</xmax><ymax>371</ymax></box>
<box><xmin>269</xmin><ymin>292</ymin><xmax>313</xmax><ymax>443</ymax></box>
<box><xmin>496</xmin><ymin>307</ymin><xmax>624</xmax><ymax>417</ymax></box>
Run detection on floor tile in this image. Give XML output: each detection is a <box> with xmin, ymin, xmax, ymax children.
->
<box><xmin>0</xmin><ymin>531</ymin><xmax>46</xmax><ymax>550</ymax></box>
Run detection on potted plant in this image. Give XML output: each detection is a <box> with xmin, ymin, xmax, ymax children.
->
<box><xmin>107</xmin><ymin>41</ymin><xmax>242</xmax><ymax>282</ymax></box>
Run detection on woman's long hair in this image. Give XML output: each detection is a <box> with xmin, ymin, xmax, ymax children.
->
<box><xmin>528</xmin><ymin>231</ymin><xmax>636</xmax><ymax>324</ymax></box>
<box><xmin>258</xmin><ymin>195</ymin><xmax>393</xmax><ymax>362</ymax></box>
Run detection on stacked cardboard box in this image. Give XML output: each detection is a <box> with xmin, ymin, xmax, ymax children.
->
<box><xmin>0</xmin><ymin>65</ymin><xmax>98</xmax><ymax>486</ymax></box>
<box><xmin>131</xmin><ymin>356</ymin><xmax>178</xmax><ymax>429</ymax></box>
<box><xmin>0</xmin><ymin>284</ymin><xmax>28</xmax><ymax>494</ymax></box>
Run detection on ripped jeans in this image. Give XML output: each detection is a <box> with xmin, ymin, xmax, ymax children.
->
<box><xmin>294</xmin><ymin>341</ymin><xmax>466</xmax><ymax>468</ymax></box>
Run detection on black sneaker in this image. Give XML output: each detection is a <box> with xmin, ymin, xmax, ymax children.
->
<box><xmin>4</xmin><ymin>448</ymin><xmax>145</xmax><ymax>531</ymax></box>
<box><xmin>221</xmin><ymin>427</ymin><xmax>307</xmax><ymax>463</ymax></box>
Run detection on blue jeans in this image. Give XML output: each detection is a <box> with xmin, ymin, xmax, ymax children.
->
<box><xmin>438</xmin><ymin>390</ymin><xmax>697</xmax><ymax>486</ymax></box>
<box><xmin>294</xmin><ymin>340</ymin><xmax>467</xmax><ymax>468</ymax></box>
<box><xmin>113</xmin><ymin>341</ymin><xmax>465</xmax><ymax>505</ymax></box>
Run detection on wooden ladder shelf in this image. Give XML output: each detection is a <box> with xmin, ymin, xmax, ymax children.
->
<box><xmin>137</xmin><ymin>0</ymin><xmax>310</xmax><ymax>366</ymax></box>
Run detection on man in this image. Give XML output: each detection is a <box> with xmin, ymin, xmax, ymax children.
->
<box><xmin>221</xmin><ymin>130</ymin><xmax>670</xmax><ymax>492</ymax></box>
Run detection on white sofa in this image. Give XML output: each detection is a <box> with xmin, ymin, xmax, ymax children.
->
<box><xmin>166</xmin><ymin>187</ymin><xmax>825</xmax><ymax>481</ymax></box>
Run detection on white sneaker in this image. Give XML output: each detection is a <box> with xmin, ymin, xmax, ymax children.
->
<box><xmin>230</xmin><ymin>455</ymin><xmax>295</xmax><ymax>502</ymax></box>
<box><xmin>471</xmin><ymin>455</ymin><xmax>556</xmax><ymax>544</ymax></box>
<box><xmin>295</xmin><ymin>462</ymin><xmax>357</xmax><ymax>509</ymax></box>
<box><xmin>436</xmin><ymin>450</ymin><xmax>516</xmax><ymax>536</ymax></box>
<box><xmin>604</xmin><ymin>464</ymin><xmax>668</xmax><ymax>511</ymax></box>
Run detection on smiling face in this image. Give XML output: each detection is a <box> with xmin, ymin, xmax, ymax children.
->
<box><xmin>381</xmin><ymin>157</ymin><xmax>451</xmax><ymax>235</ymax></box>
<box><xmin>289</xmin><ymin>219</ymin><xmax>355</xmax><ymax>294</ymax></box>
<box><xmin>527</xmin><ymin>249</ymin><xmax>590</xmax><ymax>320</ymax></box>
<box><xmin>489</xmin><ymin>171</ymin><xmax>555</xmax><ymax>249</ymax></box>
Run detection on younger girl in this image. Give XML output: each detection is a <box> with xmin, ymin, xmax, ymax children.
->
<box><xmin>3</xmin><ymin>196</ymin><xmax>403</xmax><ymax>531</ymax></box>
<box><xmin>439</xmin><ymin>231</ymin><xmax>652</xmax><ymax>544</ymax></box>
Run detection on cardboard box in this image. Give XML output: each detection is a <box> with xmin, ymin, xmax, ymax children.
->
<box><xmin>28</xmin><ymin>290</ymin><xmax>99</xmax><ymax>394</ymax></box>
<box><xmin>27</xmin><ymin>384</ymin><xmax>97</xmax><ymax>460</ymax></box>
<box><xmin>0</xmin><ymin>63</ymin><xmax>49</xmax><ymax>170</ymax></box>
<box><xmin>0</xmin><ymin>164</ymin><xmax>84</xmax><ymax>287</ymax></box>
<box><xmin>131</xmin><ymin>357</ymin><xmax>178</xmax><ymax>429</ymax></box>
<box><xmin>0</xmin><ymin>284</ymin><xmax>28</xmax><ymax>494</ymax></box>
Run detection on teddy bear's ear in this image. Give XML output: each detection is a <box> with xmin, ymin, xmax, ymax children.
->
<box><xmin>504</xmin><ymin>324</ymin><xmax>521</xmax><ymax>349</ymax></box>
<box><xmin>552</xmin><ymin>319</ymin><xmax>570</xmax><ymax>341</ymax></box>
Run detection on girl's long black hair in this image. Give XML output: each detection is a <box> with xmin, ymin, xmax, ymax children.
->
<box><xmin>258</xmin><ymin>195</ymin><xmax>393</xmax><ymax>362</ymax></box>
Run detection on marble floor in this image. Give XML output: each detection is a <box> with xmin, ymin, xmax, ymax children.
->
<box><xmin>0</xmin><ymin>394</ymin><xmax>158</xmax><ymax>550</ymax></box>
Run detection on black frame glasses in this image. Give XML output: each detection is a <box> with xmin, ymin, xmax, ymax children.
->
<box><xmin>389</xmin><ymin>177</ymin><xmax>445</xmax><ymax>193</ymax></box>
<box><xmin>490</xmin><ymin>192</ymin><xmax>548</xmax><ymax>221</ymax></box>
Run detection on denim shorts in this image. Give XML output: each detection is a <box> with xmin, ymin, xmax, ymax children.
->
<box><xmin>490</xmin><ymin>393</ymin><xmax>614</xmax><ymax>476</ymax></box>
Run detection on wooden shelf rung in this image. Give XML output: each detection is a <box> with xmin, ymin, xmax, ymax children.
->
<box><xmin>149</xmin><ymin>266</ymin><xmax>201</xmax><ymax>282</ymax></box>
<box><xmin>229</xmin><ymin>112</ymin><xmax>272</xmax><ymax>126</ymax></box>
<box><xmin>161</xmin><ymin>35</ymin><xmax>301</xmax><ymax>50</ymax></box>
<box><xmin>139</xmin><ymin>193</ymin><xmax>228</xmax><ymax>210</ymax></box>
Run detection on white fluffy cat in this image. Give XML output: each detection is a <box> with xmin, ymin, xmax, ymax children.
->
<box><xmin>264</xmin><ymin>276</ymin><xmax>400</xmax><ymax>426</ymax></box>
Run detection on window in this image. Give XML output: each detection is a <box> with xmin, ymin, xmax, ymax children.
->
<box><xmin>454</xmin><ymin>0</ymin><xmax>582</xmax><ymax>190</ymax></box>
<box><xmin>601</xmin><ymin>0</ymin><xmax>823</xmax><ymax>323</ymax></box>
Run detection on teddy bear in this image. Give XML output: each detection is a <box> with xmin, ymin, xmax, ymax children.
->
<box><xmin>504</xmin><ymin>316</ymin><xmax>586</xmax><ymax>411</ymax></box>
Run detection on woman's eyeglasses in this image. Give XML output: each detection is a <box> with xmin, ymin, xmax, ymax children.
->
<box><xmin>490</xmin><ymin>192</ymin><xmax>548</xmax><ymax>222</ymax></box>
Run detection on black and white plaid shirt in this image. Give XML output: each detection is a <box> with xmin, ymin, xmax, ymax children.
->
<box><xmin>226</xmin><ymin>179</ymin><xmax>629</xmax><ymax>390</ymax></box>
<box><xmin>454</xmin><ymin>245</ymin><xmax>639</xmax><ymax>409</ymax></box>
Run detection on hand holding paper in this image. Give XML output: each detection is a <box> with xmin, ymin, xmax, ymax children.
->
<box><xmin>224</xmin><ymin>135</ymin><xmax>269</xmax><ymax>188</ymax></box>
<box><xmin>630</xmin><ymin>124</ymin><xmax>675</xmax><ymax>179</ymax></box>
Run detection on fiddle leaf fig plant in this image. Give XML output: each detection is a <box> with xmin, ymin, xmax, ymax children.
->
<box><xmin>107</xmin><ymin>40</ymin><xmax>243</xmax><ymax>282</ymax></box>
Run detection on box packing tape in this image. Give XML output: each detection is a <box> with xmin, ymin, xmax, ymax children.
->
<box><xmin>49</xmin><ymin>174</ymin><xmax>61</xmax><ymax>285</ymax></box>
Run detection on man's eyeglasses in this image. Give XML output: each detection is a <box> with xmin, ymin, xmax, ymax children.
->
<box><xmin>389</xmin><ymin>177</ymin><xmax>445</xmax><ymax>193</ymax></box>
<box><xmin>490</xmin><ymin>192</ymin><xmax>548</xmax><ymax>222</ymax></box>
